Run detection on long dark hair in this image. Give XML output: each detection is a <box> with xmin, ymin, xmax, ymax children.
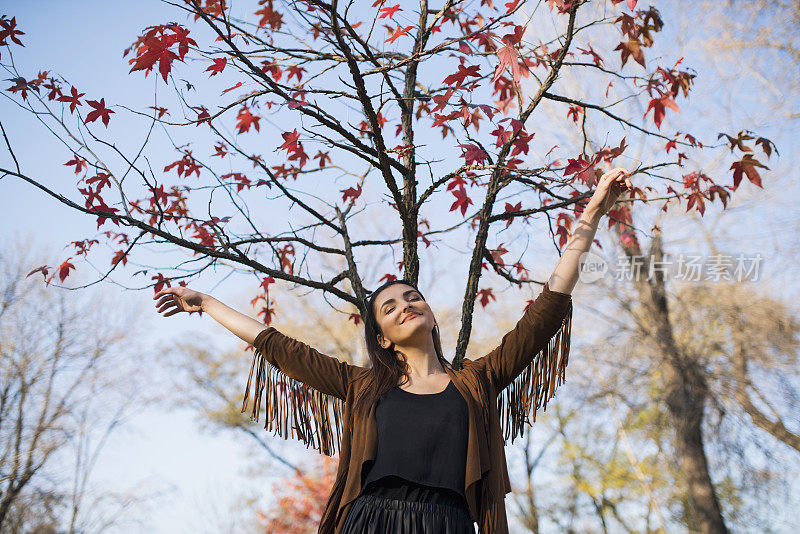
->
<box><xmin>355</xmin><ymin>279</ymin><xmax>453</xmax><ymax>413</ymax></box>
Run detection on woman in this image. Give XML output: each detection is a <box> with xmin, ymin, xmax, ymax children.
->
<box><xmin>154</xmin><ymin>168</ymin><xmax>633</xmax><ymax>533</ymax></box>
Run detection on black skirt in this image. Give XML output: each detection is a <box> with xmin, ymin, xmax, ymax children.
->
<box><xmin>342</xmin><ymin>476</ymin><xmax>476</xmax><ymax>534</ymax></box>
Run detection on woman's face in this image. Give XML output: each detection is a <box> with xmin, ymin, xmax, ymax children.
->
<box><xmin>372</xmin><ymin>284</ymin><xmax>435</xmax><ymax>350</ymax></box>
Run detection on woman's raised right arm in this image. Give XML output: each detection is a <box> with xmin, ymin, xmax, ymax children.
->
<box><xmin>154</xmin><ymin>285</ymin><xmax>366</xmax><ymax>401</ymax></box>
<box><xmin>153</xmin><ymin>287</ymin><xmax>266</xmax><ymax>345</ymax></box>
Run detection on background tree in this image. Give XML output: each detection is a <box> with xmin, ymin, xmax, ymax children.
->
<box><xmin>0</xmin><ymin>238</ymin><xmax>159</xmax><ymax>533</ymax></box>
<box><xmin>260</xmin><ymin>455</ymin><xmax>338</xmax><ymax>534</ymax></box>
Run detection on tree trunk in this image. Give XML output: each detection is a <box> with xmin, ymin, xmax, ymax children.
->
<box><xmin>620</xmin><ymin>227</ymin><xmax>729</xmax><ymax>534</ymax></box>
<box><xmin>662</xmin><ymin>362</ymin><xmax>728</xmax><ymax>534</ymax></box>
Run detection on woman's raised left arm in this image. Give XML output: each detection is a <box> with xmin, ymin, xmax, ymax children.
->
<box><xmin>547</xmin><ymin>167</ymin><xmax>632</xmax><ymax>295</ymax></box>
<box><xmin>477</xmin><ymin>167</ymin><xmax>633</xmax><ymax>396</ymax></box>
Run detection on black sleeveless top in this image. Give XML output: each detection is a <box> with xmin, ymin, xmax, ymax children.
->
<box><xmin>359</xmin><ymin>380</ymin><xmax>471</xmax><ymax>511</ymax></box>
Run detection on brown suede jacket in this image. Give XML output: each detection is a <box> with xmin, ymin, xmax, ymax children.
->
<box><xmin>241</xmin><ymin>282</ymin><xmax>573</xmax><ymax>534</ymax></box>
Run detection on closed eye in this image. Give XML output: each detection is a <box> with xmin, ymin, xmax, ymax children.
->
<box><xmin>386</xmin><ymin>295</ymin><xmax>421</xmax><ymax>313</ymax></box>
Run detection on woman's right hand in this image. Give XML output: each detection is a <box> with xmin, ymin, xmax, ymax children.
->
<box><xmin>153</xmin><ymin>286</ymin><xmax>206</xmax><ymax>317</ymax></box>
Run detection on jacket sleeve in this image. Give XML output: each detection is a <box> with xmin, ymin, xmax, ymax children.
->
<box><xmin>240</xmin><ymin>326</ymin><xmax>367</xmax><ymax>457</ymax></box>
<box><xmin>249</xmin><ymin>326</ymin><xmax>365</xmax><ymax>400</ymax></box>
<box><xmin>475</xmin><ymin>282</ymin><xmax>573</xmax><ymax>394</ymax></box>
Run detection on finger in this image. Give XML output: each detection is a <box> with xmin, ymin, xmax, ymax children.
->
<box><xmin>157</xmin><ymin>299</ymin><xmax>178</xmax><ymax>313</ymax></box>
<box><xmin>162</xmin><ymin>302</ymin><xmax>181</xmax><ymax>316</ymax></box>
<box><xmin>606</xmin><ymin>168</ymin><xmax>625</xmax><ymax>180</ymax></box>
<box><xmin>154</xmin><ymin>287</ymin><xmax>173</xmax><ymax>299</ymax></box>
<box><xmin>155</xmin><ymin>295</ymin><xmax>173</xmax><ymax>307</ymax></box>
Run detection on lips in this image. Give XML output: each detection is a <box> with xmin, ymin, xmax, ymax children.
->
<box><xmin>402</xmin><ymin>312</ymin><xmax>420</xmax><ymax>323</ymax></box>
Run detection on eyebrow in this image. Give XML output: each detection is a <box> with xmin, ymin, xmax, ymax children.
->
<box><xmin>379</xmin><ymin>290</ymin><xmax>420</xmax><ymax>313</ymax></box>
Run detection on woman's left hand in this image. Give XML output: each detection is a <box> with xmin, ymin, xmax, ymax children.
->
<box><xmin>586</xmin><ymin>167</ymin><xmax>633</xmax><ymax>217</ymax></box>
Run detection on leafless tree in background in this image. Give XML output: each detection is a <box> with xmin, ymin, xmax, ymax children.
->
<box><xmin>0</xmin><ymin>237</ymin><xmax>160</xmax><ymax>533</ymax></box>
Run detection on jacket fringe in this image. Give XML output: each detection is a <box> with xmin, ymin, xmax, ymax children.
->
<box><xmin>240</xmin><ymin>343</ymin><xmax>344</xmax><ymax>457</ymax></box>
<box><xmin>497</xmin><ymin>300</ymin><xmax>573</xmax><ymax>444</ymax></box>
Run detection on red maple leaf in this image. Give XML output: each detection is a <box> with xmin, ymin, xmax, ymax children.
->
<box><xmin>489</xmin><ymin>243</ymin><xmax>510</xmax><ymax>267</ymax></box>
<box><xmin>567</xmin><ymin>105</ymin><xmax>583</xmax><ymax>123</ymax></box>
<box><xmin>236</xmin><ymin>105</ymin><xmax>260</xmax><ymax>133</ymax></box>
<box><xmin>58</xmin><ymin>258</ymin><xmax>75</xmax><ymax>283</ymax></box>
<box><xmin>730</xmin><ymin>154</ymin><xmax>767</xmax><ymax>190</ymax></box>
<box><xmin>490</xmin><ymin>124</ymin><xmax>512</xmax><ymax>146</ymax></box>
<box><xmin>546</xmin><ymin>0</ymin><xmax>573</xmax><ymax>13</ymax></box>
<box><xmin>151</xmin><ymin>273</ymin><xmax>170</xmax><ymax>294</ymax></box>
<box><xmin>385</xmin><ymin>25</ymin><xmax>413</xmax><ymax>44</ymax></box>
<box><xmin>78</xmin><ymin>186</ymin><xmax>103</xmax><ymax>208</ymax></box>
<box><xmin>614</xmin><ymin>38</ymin><xmax>645</xmax><ymax>68</ymax></box>
<box><xmin>191</xmin><ymin>105</ymin><xmax>211</xmax><ymax>126</ymax></box>
<box><xmin>129</xmin><ymin>36</ymin><xmax>178</xmax><ymax>82</ymax></box>
<box><xmin>258</xmin><ymin>276</ymin><xmax>276</xmax><ymax>294</ymax></box>
<box><xmin>111</xmin><ymin>249</ymin><xmax>128</xmax><ymax>267</ymax></box>
<box><xmin>278</xmin><ymin>129</ymin><xmax>300</xmax><ymax>151</ymax></box>
<box><xmin>431</xmin><ymin>88</ymin><xmax>455</xmax><ymax>113</ymax></box>
<box><xmin>211</xmin><ymin>142</ymin><xmax>228</xmax><ymax>158</ymax></box>
<box><xmin>84</xmin><ymin>98</ymin><xmax>114</xmax><ymax>127</ymax></box>
<box><xmin>86</xmin><ymin>172</ymin><xmax>112</xmax><ymax>191</ymax></box>
<box><xmin>164</xmin><ymin>152</ymin><xmax>201</xmax><ymax>178</ymax></box>
<box><xmin>754</xmin><ymin>136</ymin><xmax>775</xmax><ymax>157</ymax></box>
<box><xmin>458</xmin><ymin>143</ymin><xmax>489</xmax><ymax>165</ymax></box>
<box><xmin>286</xmin><ymin>144</ymin><xmax>309</xmax><ymax>168</ymax></box>
<box><xmin>563</xmin><ymin>154</ymin><xmax>592</xmax><ymax>175</ymax></box>
<box><xmin>493</xmin><ymin>43</ymin><xmax>529</xmax><ymax>84</ymax></box>
<box><xmin>57</xmin><ymin>86</ymin><xmax>85</xmax><ymax>113</ymax></box>
<box><xmin>64</xmin><ymin>156</ymin><xmax>88</xmax><ymax>175</ymax></box>
<box><xmin>492</xmin><ymin>26</ymin><xmax>528</xmax><ymax>83</ymax></box>
<box><xmin>286</xmin><ymin>64</ymin><xmax>306</xmax><ymax>82</ymax></box>
<box><xmin>577</xmin><ymin>44</ymin><xmax>604</xmax><ymax>67</ymax></box>
<box><xmin>0</xmin><ymin>16</ymin><xmax>25</xmax><ymax>46</ymax></box>
<box><xmin>261</xmin><ymin>62</ymin><xmax>282</xmax><ymax>81</ymax></box>
<box><xmin>379</xmin><ymin>4</ymin><xmax>401</xmax><ymax>18</ymax></box>
<box><xmin>340</xmin><ymin>184</ymin><xmax>362</xmax><ymax>203</ymax></box>
<box><xmin>449</xmin><ymin>186</ymin><xmax>473</xmax><ymax>216</ymax></box>
<box><xmin>685</xmin><ymin>190</ymin><xmax>707</xmax><ymax>215</ymax></box>
<box><xmin>255</xmin><ymin>3</ymin><xmax>284</xmax><ymax>30</ymax></box>
<box><xmin>221</xmin><ymin>172</ymin><xmax>251</xmax><ymax>192</ymax></box>
<box><xmin>43</xmin><ymin>79</ymin><xmax>61</xmax><ymax>100</ymax></box>
<box><xmin>443</xmin><ymin>64</ymin><xmax>481</xmax><ymax>88</ymax></box>
<box><xmin>644</xmin><ymin>93</ymin><xmax>679</xmax><ymax>129</ymax></box>
<box><xmin>148</xmin><ymin>106</ymin><xmax>169</xmax><ymax>118</ymax></box>
<box><xmin>314</xmin><ymin>150</ymin><xmax>332</xmax><ymax>168</ymax></box>
<box><xmin>505</xmin><ymin>0</ymin><xmax>524</xmax><ymax>12</ymax></box>
<box><xmin>206</xmin><ymin>57</ymin><xmax>227</xmax><ymax>76</ymax></box>
<box><xmin>127</xmin><ymin>24</ymin><xmax>197</xmax><ymax>83</ymax></box>
<box><xmin>503</xmin><ymin>201</ymin><xmax>522</xmax><ymax>228</ymax></box>
<box><xmin>477</xmin><ymin>287</ymin><xmax>496</xmax><ymax>308</ymax></box>
<box><xmin>6</xmin><ymin>77</ymin><xmax>35</xmax><ymax>100</ymax></box>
